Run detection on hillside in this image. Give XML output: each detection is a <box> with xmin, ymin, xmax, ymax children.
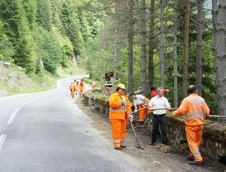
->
<box><xmin>0</xmin><ymin>61</ymin><xmax>87</xmax><ymax>97</ymax></box>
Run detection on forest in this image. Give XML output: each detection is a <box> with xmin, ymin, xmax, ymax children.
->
<box><xmin>0</xmin><ymin>0</ymin><xmax>225</xmax><ymax>116</ymax></box>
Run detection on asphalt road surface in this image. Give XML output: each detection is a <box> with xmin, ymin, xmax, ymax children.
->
<box><xmin>0</xmin><ymin>77</ymin><xmax>140</xmax><ymax>172</ymax></box>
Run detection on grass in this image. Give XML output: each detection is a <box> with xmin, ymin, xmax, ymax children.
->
<box><xmin>0</xmin><ymin>64</ymin><xmax>89</xmax><ymax>96</ymax></box>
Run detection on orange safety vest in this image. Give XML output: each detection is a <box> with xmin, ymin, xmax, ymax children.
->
<box><xmin>80</xmin><ymin>81</ymin><xmax>84</xmax><ymax>92</ymax></box>
<box><xmin>73</xmin><ymin>82</ymin><xmax>78</xmax><ymax>91</ymax></box>
<box><xmin>173</xmin><ymin>94</ymin><xmax>210</xmax><ymax>126</ymax></box>
<box><xmin>109</xmin><ymin>92</ymin><xmax>132</xmax><ymax>120</ymax></box>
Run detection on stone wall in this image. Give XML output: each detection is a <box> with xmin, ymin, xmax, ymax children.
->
<box><xmin>83</xmin><ymin>93</ymin><xmax>226</xmax><ymax>163</ymax></box>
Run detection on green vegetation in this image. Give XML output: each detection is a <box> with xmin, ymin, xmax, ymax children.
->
<box><xmin>0</xmin><ymin>0</ymin><xmax>104</xmax><ymax>74</ymax></box>
<box><xmin>0</xmin><ymin>0</ymin><xmax>222</xmax><ymax>114</ymax></box>
<box><xmin>0</xmin><ymin>0</ymin><xmax>103</xmax><ymax>95</ymax></box>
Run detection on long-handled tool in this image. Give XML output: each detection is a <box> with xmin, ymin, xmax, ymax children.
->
<box><xmin>209</xmin><ymin>115</ymin><xmax>226</xmax><ymax>118</ymax></box>
<box><xmin>148</xmin><ymin>108</ymin><xmax>226</xmax><ymax>119</ymax></box>
<box><xmin>132</xmin><ymin>107</ymin><xmax>178</xmax><ymax>114</ymax></box>
<box><xmin>129</xmin><ymin>118</ymin><xmax>144</xmax><ymax>149</ymax></box>
<box><xmin>145</xmin><ymin>108</ymin><xmax>226</xmax><ymax>119</ymax></box>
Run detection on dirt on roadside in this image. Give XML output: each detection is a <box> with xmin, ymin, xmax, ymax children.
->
<box><xmin>75</xmin><ymin>97</ymin><xmax>226</xmax><ymax>172</ymax></box>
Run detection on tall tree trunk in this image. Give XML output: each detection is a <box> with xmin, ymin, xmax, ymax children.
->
<box><xmin>148</xmin><ymin>0</ymin><xmax>155</xmax><ymax>95</ymax></box>
<box><xmin>173</xmin><ymin>0</ymin><xmax>178</xmax><ymax>108</ymax></box>
<box><xmin>196</xmin><ymin>0</ymin><xmax>203</xmax><ymax>96</ymax></box>
<box><xmin>141</xmin><ymin>0</ymin><xmax>147</xmax><ymax>96</ymax></box>
<box><xmin>113</xmin><ymin>0</ymin><xmax>119</xmax><ymax>79</ymax></box>
<box><xmin>212</xmin><ymin>0</ymin><xmax>226</xmax><ymax>119</ymax></box>
<box><xmin>160</xmin><ymin>0</ymin><xmax>165</xmax><ymax>87</ymax></box>
<box><xmin>128</xmin><ymin>0</ymin><xmax>134</xmax><ymax>94</ymax></box>
<box><xmin>182</xmin><ymin>0</ymin><xmax>190</xmax><ymax>97</ymax></box>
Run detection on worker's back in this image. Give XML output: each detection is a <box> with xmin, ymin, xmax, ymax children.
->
<box><xmin>180</xmin><ymin>94</ymin><xmax>210</xmax><ymax>126</ymax></box>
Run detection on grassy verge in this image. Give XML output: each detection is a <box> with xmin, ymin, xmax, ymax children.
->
<box><xmin>0</xmin><ymin>64</ymin><xmax>88</xmax><ymax>96</ymax></box>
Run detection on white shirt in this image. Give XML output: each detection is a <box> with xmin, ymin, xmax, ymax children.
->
<box><xmin>133</xmin><ymin>95</ymin><xmax>145</xmax><ymax>105</ymax></box>
<box><xmin>133</xmin><ymin>95</ymin><xmax>146</xmax><ymax>111</ymax></box>
<box><xmin>149</xmin><ymin>95</ymin><xmax>171</xmax><ymax>115</ymax></box>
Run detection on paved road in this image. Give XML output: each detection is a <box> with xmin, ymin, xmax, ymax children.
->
<box><xmin>0</xmin><ymin>77</ymin><xmax>140</xmax><ymax>172</ymax></box>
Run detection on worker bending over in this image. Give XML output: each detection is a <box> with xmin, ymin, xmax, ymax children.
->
<box><xmin>130</xmin><ymin>93</ymin><xmax>150</xmax><ymax>125</ymax></box>
<box><xmin>173</xmin><ymin>85</ymin><xmax>210</xmax><ymax>166</ymax></box>
<box><xmin>109</xmin><ymin>84</ymin><xmax>132</xmax><ymax>150</ymax></box>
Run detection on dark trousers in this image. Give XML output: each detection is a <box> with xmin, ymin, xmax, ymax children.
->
<box><xmin>151</xmin><ymin>114</ymin><xmax>168</xmax><ymax>144</ymax></box>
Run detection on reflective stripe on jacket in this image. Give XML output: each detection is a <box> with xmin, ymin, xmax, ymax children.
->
<box><xmin>109</xmin><ymin>92</ymin><xmax>132</xmax><ymax>120</ymax></box>
<box><xmin>173</xmin><ymin>94</ymin><xmax>210</xmax><ymax>126</ymax></box>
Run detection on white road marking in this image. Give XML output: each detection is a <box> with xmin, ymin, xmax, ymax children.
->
<box><xmin>7</xmin><ymin>107</ymin><xmax>21</xmax><ymax>125</ymax></box>
<box><xmin>0</xmin><ymin>134</ymin><xmax>7</xmax><ymax>150</ymax></box>
<box><xmin>7</xmin><ymin>98</ymin><xmax>40</xmax><ymax>125</ymax></box>
<box><xmin>23</xmin><ymin>98</ymin><xmax>40</xmax><ymax>106</ymax></box>
<box><xmin>23</xmin><ymin>100</ymin><xmax>35</xmax><ymax>106</ymax></box>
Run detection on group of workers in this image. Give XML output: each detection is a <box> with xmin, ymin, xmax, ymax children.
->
<box><xmin>109</xmin><ymin>83</ymin><xmax>209</xmax><ymax>166</ymax></box>
<box><xmin>69</xmin><ymin>79</ymin><xmax>85</xmax><ymax>98</ymax></box>
<box><xmin>69</xmin><ymin>79</ymin><xmax>97</xmax><ymax>98</ymax></box>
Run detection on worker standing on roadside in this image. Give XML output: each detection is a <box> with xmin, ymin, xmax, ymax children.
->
<box><xmin>73</xmin><ymin>80</ymin><xmax>78</xmax><ymax>96</ymax></box>
<box><xmin>130</xmin><ymin>93</ymin><xmax>150</xmax><ymax>125</ymax></box>
<box><xmin>69</xmin><ymin>82</ymin><xmax>75</xmax><ymax>98</ymax></box>
<box><xmin>92</xmin><ymin>80</ymin><xmax>96</xmax><ymax>92</ymax></box>
<box><xmin>109</xmin><ymin>84</ymin><xmax>132</xmax><ymax>150</ymax></box>
<box><xmin>173</xmin><ymin>85</ymin><xmax>210</xmax><ymax>166</ymax></box>
<box><xmin>149</xmin><ymin>87</ymin><xmax>171</xmax><ymax>145</ymax></box>
<box><xmin>79</xmin><ymin>79</ymin><xmax>85</xmax><ymax>97</ymax></box>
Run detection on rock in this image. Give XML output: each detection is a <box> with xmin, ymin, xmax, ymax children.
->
<box><xmin>0</xmin><ymin>89</ymin><xmax>8</xmax><ymax>97</ymax></box>
<box><xmin>3</xmin><ymin>62</ymin><xmax>10</xmax><ymax>68</ymax></box>
<box><xmin>153</xmin><ymin>161</ymin><xmax>161</xmax><ymax>164</ymax></box>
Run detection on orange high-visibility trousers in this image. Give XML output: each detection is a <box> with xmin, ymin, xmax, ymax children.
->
<box><xmin>185</xmin><ymin>125</ymin><xmax>203</xmax><ymax>162</ymax></box>
<box><xmin>138</xmin><ymin>105</ymin><xmax>150</xmax><ymax>122</ymax></box>
<box><xmin>110</xmin><ymin>119</ymin><xmax>126</xmax><ymax>148</ymax></box>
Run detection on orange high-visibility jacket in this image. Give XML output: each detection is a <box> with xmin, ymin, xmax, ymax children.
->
<box><xmin>109</xmin><ymin>92</ymin><xmax>132</xmax><ymax>120</ymax></box>
<box><xmin>73</xmin><ymin>82</ymin><xmax>78</xmax><ymax>91</ymax></box>
<box><xmin>80</xmin><ymin>81</ymin><xmax>84</xmax><ymax>92</ymax></box>
<box><xmin>173</xmin><ymin>94</ymin><xmax>210</xmax><ymax>126</ymax></box>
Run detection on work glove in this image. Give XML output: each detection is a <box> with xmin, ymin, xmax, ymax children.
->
<box><xmin>121</xmin><ymin>100</ymin><xmax>126</xmax><ymax>106</ymax></box>
<box><xmin>129</xmin><ymin>114</ymin><xmax>134</xmax><ymax>122</ymax></box>
<box><xmin>149</xmin><ymin>107</ymin><xmax>154</xmax><ymax>111</ymax></box>
<box><xmin>143</xmin><ymin>104</ymin><xmax>147</xmax><ymax>108</ymax></box>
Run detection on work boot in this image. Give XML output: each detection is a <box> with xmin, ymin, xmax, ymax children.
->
<box><xmin>115</xmin><ymin>147</ymin><xmax>122</xmax><ymax>150</ymax></box>
<box><xmin>186</xmin><ymin>157</ymin><xmax>195</xmax><ymax>161</ymax></box>
<box><xmin>150</xmin><ymin>142</ymin><xmax>155</xmax><ymax>145</ymax></box>
<box><xmin>139</xmin><ymin>122</ymin><xmax>144</xmax><ymax>125</ymax></box>
<box><xmin>189</xmin><ymin>161</ymin><xmax>205</xmax><ymax>166</ymax></box>
<box><xmin>121</xmin><ymin>145</ymin><xmax>126</xmax><ymax>149</ymax></box>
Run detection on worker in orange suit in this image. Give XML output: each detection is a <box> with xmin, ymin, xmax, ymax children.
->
<box><xmin>73</xmin><ymin>80</ymin><xmax>78</xmax><ymax>96</ymax></box>
<box><xmin>109</xmin><ymin>83</ymin><xmax>132</xmax><ymax>150</ymax></box>
<box><xmin>69</xmin><ymin>82</ymin><xmax>75</xmax><ymax>98</ymax></box>
<box><xmin>130</xmin><ymin>93</ymin><xmax>150</xmax><ymax>125</ymax></box>
<box><xmin>92</xmin><ymin>80</ymin><xmax>96</xmax><ymax>92</ymax></box>
<box><xmin>79</xmin><ymin>79</ymin><xmax>85</xmax><ymax>97</ymax></box>
<box><xmin>173</xmin><ymin>85</ymin><xmax>210</xmax><ymax>166</ymax></box>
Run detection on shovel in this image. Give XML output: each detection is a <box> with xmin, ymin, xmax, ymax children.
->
<box><xmin>129</xmin><ymin>118</ymin><xmax>144</xmax><ymax>149</ymax></box>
